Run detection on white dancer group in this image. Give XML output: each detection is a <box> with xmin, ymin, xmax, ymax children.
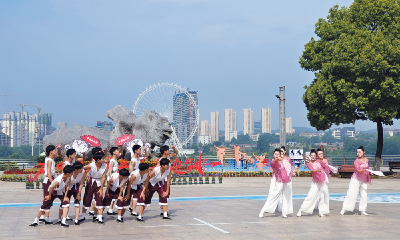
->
<box><xmin>29</xmin><ymin>144</ymin><xmax>178</xmax><ymax>227</ymax></box>
<box><xmin>260</xmin><ymin>146</ymin><xmax>376</xmax><ymax>218</ymax></box>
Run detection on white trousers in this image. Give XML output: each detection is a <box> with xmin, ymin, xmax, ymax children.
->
<box><xmin>261</xmin><ymin>178</ymin><xmax>293</xmax><ymax>215</ymax></box>
<box><xmin>298</xmin><ymin>181</ymin><xmax>329</xmax><ymax>215</ymax></box>
<box><xmin>342</xmin><ymin>178</ymin><xmax>368</xmax><ymax>212</ymax></box>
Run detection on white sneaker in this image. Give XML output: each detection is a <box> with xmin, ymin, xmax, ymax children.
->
<box><xmin>361</xmin><ymin>211</ymin><xmax>369</xmax><ymax>216</ymax></box>
<box><xmin>297</xmin><ymin>211</ymin><xmax>301</xmax><ymax>217</ymax></box>
<box><xmin>319</xmin><ymin>213</ymin><xmax>325</xmax><ymax>217</ymax></box>
<box><xmin>340</xmin><ymin>210</ymin><xmax>345</xmax><ymax>215</ymax></box>
<box><xmin>258</xmin><ymin>211</ymin><xmax>264</xmax><ymax>218</ymax></box>
<box><xmin>282</xmin><ymin>214</ymin><xmax>287</xmax><ymax>218</ymax></box>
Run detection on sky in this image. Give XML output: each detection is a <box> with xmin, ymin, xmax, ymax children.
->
<box><xmin>0</xmin><ymin>0</ymin><xmax>393</xmax><ymax>133</ymax></box>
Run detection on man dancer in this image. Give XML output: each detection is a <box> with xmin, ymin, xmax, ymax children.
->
<box><xmin>138</xmin><ymin>158</ymin><xmax>171</xmax><ymax>221</ymax></box>
<box><xmin>29</xmin><ymin>165</ymin><xmax>74</xmax><ymax>227</ymax></box>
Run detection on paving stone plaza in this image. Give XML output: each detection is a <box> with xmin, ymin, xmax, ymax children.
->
<box><xmin>1</xmin><ymin>176</ymin><xmax>400</xmax><ymax>240</ymax></box>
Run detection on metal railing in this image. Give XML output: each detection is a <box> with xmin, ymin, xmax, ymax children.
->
<box><xmin>185</xmin><ymin>155</ymin><xmax>400</xmax><ymax>168</ymax></box>
<box><xmin>0</xmin><ymin>159</ymin><xmax>37</xmax><ymax>170</ymax></box>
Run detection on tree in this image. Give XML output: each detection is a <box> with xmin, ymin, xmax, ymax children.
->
<box><xmin>300</xmin><ymin>0</ymin><xmax>400</xmax><ymax>170</ymax></box>
<box><xmin>321</xmin><ymin>131</ymin><xmax>337</xmax><ymax>144</ymax></box>
<box><xmin>256</xmin><ymin>134</ymin><xmax>270</xmax><ymax>153</ymax></box>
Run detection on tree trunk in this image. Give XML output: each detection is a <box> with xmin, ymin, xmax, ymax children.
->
<box><xmin>373</xmin><ymin>119</ymin><xmax>383</xmax><ymax>171</ymax></box>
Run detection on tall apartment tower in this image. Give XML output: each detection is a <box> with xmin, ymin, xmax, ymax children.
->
<box><xmin>210</xmin><ymin>111</ymin><xmax>219</xmax><ymax>142</ymax></box>
<box><xmin>2</xmin><ymin>111</ymin><xmax>52</xmax><ymax>147</ymax></box>
<box><xmin>243</xmin><ymin>108</ymin><xmax>254</xmax><ymax>135</ymax></box>
<box><xmin>261</xmin><ymin>108</ymin><xmax>271</xmax><ymax>133</ymax></box>
<box><xmin>286</xmin><ymin>117</ymin><xmax>295</xmax><ymax>134</ymax></box>
<box><xmin>224</xmin><ymin>108</ymin><xmax>237</xmax><ymax>141</ymax></box>
<box><xmin>172</xmin><ymin>90</ymin><xmax>198</xmax><ymax>147</ymax></box>
<box><xmin>200</xmin><ymin>120</ymin><xmax>210</xmax><ymax>135</ymax></box>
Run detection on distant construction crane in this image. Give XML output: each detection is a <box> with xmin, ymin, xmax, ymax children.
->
<box><xmin>19</xmin><ymin>103</ymin><xmax>41</xmax><ymax>146</ymax></box>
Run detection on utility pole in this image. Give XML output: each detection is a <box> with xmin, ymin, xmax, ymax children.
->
<box><xmin>275</xmin><ymin>86</ymin><xmax>286</xmax><ymax>147</ymax></box>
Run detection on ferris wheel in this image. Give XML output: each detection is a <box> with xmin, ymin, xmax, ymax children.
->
<box><xmin>133</xmin><ymin>83</ymin><xmax>199</xmax><ymax>155</ymax></box>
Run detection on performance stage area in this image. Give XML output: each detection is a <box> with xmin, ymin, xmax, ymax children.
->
<box><xmin>1</xmin><ymin>177</ymin><xmax>399</xmax><ymax>240</ymax></box>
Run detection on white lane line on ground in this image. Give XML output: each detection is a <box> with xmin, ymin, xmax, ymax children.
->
<box><xmin>193</xmin><ymin>218</ymin><xmax>229</xmax><ymax>234</ymax></box>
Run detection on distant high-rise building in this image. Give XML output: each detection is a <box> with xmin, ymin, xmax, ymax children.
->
<box><xmin>224</xmin><ymin>108</ymin><xmax>237</xmax><ymax>141</ymax></box>
<box><xmin>243</xmin><ymin>108</ymin><xmax>254</xmax><ymax>135</ymax></box>
<box><xmin>211</xmin><ymin>111</ymin><xmax>219</xmax><ymax>142</ymax></box>
<box><xmin>173</xmin><ymin>90</ymin><xmax>198</xmax><ymax>147</ymax></box>
<box><xmin>261</xmin><ymin>108</ymin><xmax>271</xmax><ymax>133</ymax></box>
<box><xmin>200</xmin><ymin>120</ymin><xmax>210</xmax><ymax>135</ymax></box>
<box><xmin>96</xmin><ymin>121</ymin><xmax>114</xmax><ymax>131</ymax></box>
<box><xmin>2</xmin><ymin>111</ymin><xmax>52</xmax><ymax>147</ymax></box>
<box><xmin>286</xmin><ymin>117</ymin><xmax>295</xmax><ymax>134</ymax></box>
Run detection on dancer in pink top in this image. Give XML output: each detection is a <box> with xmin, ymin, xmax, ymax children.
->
<box><xmin>259</xmin><ymin>149</ymin><xmax>293</xmax><ymax>218</ymax></box>
<box><xmin>297</xmin><ymin>149</ymin><xmax>329</xmax><ymax>217</ymax></box>
<box><xmin>341</xmin><ymin>146</ymin><xmax>371</xmax><ymax>216</ymax></box>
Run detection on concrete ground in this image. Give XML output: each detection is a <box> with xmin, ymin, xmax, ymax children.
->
<box><xmin>1</xmin><ymin>177</ymin><xmax>400</xmax><ymax>240</ymax></box>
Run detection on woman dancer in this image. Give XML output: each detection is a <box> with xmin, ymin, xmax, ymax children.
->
<box><xmin>297</xmin><ymin>149</ymin><xmax>329</xmax><ymax>217</ymax></box>
<box><xmin>259</xmin><ymin>149</ymin><xmax>293</xmax><ymax>218</ymax></box>
<box><xmin>340</xmin><ymin>146</ymin><xmax>371</xmax><ymax>216</ymax></box>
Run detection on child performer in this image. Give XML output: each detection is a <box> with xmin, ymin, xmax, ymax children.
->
<box><xmin>87</xmin><ymin>147</ymin><xmax>102</xmax><ymax>217</ymax></box>
<box><xmin>29</xmin><ymin>165</ymin><xmax>74</xmax><ymax>227</ymax></box>
<box><xmin>139</xmin><ymin>158</ymin><xmax>172</xmax><ymax>220</ymax></box>
<box><xmin>38</xmin><ymin>145</ymin><xmax>61</xmax><ymax>224</ymax></box>
<box><xmin>62</xmin><ymin>162</ymin><xmax>87</xmax><ymax>225</ymax></box>
<box><xmin>63</xmin><ymin>149</ymin><xmax>76</xmax><ymax>169</ymax></box>
<box><xmin>119</xmin><ymin>163</ymin><xmax>150</xmax><ymax>221</ymax></box>
<box><xmin>106</xmin><ymin>147</ymin><xmax>121</xmax><ymax>216</ymax></box>
<box><xmin>102</xmin><ymin>168</ymin><xmax>130</xmax><ymax>222</ymax></box>
<box><xmin>81</xmin><ymin>151</ymin><xmax>108</xmax><ymax>224</ymax></box>
<box><xmin>340</xmin><ymin>146</ymin><xmax>371</xmax><ymax>216</ymax></box>
<box><xmin>297</xmin><ymin>149</ymin><xmax>330</xmax><ymax>217</ymax></box>
<box><xmin>259</xmin><ymin>149</ymin><xmax>293</xmax><ymax>218</ymax></box>
<box><xmin>127</xmin><ymin>145</ymin><xmax>142</xmax><ymax>215</ymax></box>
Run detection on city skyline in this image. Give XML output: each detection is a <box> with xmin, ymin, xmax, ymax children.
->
<box><xmin>2</xmin><ymin>0</ymin><xmax>395</xmax><ymax>134</ymax></box>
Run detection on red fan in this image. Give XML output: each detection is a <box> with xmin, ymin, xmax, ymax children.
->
<box><xmin>80</xmin><ymin>135</ymin><xmax>101</xmax><ymax>147</ymax></box>
<box><xmin>115</xmin><ymin>135</ymin><xmax>135</xmax><ymax>146</ymax></box>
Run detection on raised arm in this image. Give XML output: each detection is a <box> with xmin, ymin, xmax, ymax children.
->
<box><xmin>170</xmin><ymin>145</ymin><xmax>178</xmax><ymax>158</ymax></box>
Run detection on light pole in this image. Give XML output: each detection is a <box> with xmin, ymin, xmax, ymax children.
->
<box><xmin>275</xmin><ymin>86</ymin><xmax>286</xmax><ymax>147</ymax></box>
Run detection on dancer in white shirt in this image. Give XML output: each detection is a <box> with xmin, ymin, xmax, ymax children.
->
<box><xmin>29</xmin><ymin>165</ymin><xmax>74</xmax><ymax>227</ymax></box>
<box><xmin>259</xmin><ymin>149</ymin><xmax>293</xmax><ymax>218</ymax></box>
<box><xmin>297</xmin><ymin>149</ymin><xmax>330</xmax><ymax>217</ymax></box>
<box><xmin>341</xmin><ymin>146</ymin><xmax>372</xmax><ymax>216</ymax></box>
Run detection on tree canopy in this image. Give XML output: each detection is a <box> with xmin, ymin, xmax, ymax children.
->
<box><xmin>300</xmin><ymin>0</ymin><xmax>400</xmax><ymax>169</ymax></box>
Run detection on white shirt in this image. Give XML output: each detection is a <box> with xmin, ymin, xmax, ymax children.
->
<box><xmin>109</xmin><ymin>173</ymin><xmax>128</xmax><ymax>192</ymax></box>
<box><xmin>89</xmin><ymin>162</ymin><xmax>107</xmax><ymax>185</ymax></box>
<box><xmin>129</xmin><ymin>169</ymin><xmax>148</xmax><ymax>190</ymax></box>
<box><xmin>69</xmin><ymin>171</ymin><xmax>84</xmax><ymax>190</ymax></box>
<box><xmin>131</xmin><ymin>157</ymin><xmax>140</xmax><ymax>171</ymax></box>
<box><xmin>63</xmin><ymin>159</ymin><xmax>75</xmax><ymax>166</ymax></box>
<box><xmin>50</xmin><ymin>174</ymin><xmax>69</xmax><ymax>196</ymax></box>
<box><xmin>43</xmin><ymin>157</ymin><xmax>55</xmax><ymax>184</ymax></box>
<box><xmin>149</xmin><ymin>166</ymin><xmax>170</xmax><ymax>186</ymax></box>
<box><xmin>109</xmin><ymin>158</ymin><xmax>118</xmax><ymax>174</ymax></box>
